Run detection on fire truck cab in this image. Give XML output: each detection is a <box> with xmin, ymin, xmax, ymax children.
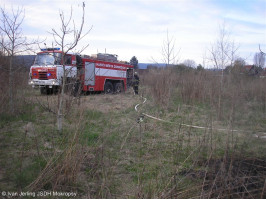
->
<box><xmin>29</xmin><ymin>48</ymin><xmax>77</xmax><ymax>94</ymax></box>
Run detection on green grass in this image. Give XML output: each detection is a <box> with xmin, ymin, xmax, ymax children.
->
<box><xmin>0</xmin><ymin>103</ymin><xmax>40</xmax><ymax>125</ymax></box>
<box><xmin>13</xmin><ymin>157</ymin><xmax>47</xmax><ymax>188</ymax></box>
<box><xmin>81</xmin><ymin>110</ymin><xmax>105</xmax><ymax>146</ymax></box>
<box><xmin>85</xmin><ymin>109</ymin><xmax>104</xmax><ymax>120</ymax></box>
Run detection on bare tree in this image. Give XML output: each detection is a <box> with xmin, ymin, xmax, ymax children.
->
<box><xmin>49</xmin><ymin>2</ymin><xmax>92</xmax><ymax>131</ymax></box>
<box><xmin>209</xmin><ymin>22</ymin><xmax>239</xmax><ymax>118</ymax></box>
<box><xmin>229</xmin><ymin>57</ymin><xmax>245</xmax><ymax>75</ymax></box>
<box><xmin>209</xmin><ymin>23</ymin><xmax>233</xmax><ymax>71</ymax></box>
<box><xmin>259</xmin><ymin>44</ymin><xmax>266</xmax><ymax>55</ymax></box>
<box><xmin>0</xmin><ymin>6</ymin><xmax>38</xmax><ymax>114</ymax></box>
<box><xmin>183</xmin><ymin>59</ymin><xmax>196</xmax><ymax>68</ymax></box>
<box><xmin>253</xmin><ymin>52</ymin><xmax>265</xmax><ymax>68</ymax></box>
<box><xmin>161</xmin><ymin>30</ymin><xmax>180</xmax><ymax>66</ymax></box>
<box><xmin>226</xmin><ymin>40</ymin><xmax>240</xmax><ymax>69</ymax></box>
<box><xmin>234</xmin><ymin>57</ymin><xmax>245</xmax><ymax>67</ymax></box>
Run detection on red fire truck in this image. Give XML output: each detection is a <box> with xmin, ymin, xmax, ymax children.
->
<box><xmin>29</xmin><ymin>48</ymin><xmax>134</xmax><ymax>95</ymax></box>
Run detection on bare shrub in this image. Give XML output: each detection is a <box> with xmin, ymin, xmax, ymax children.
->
<box><xmin>0</xmin><ymin>64</ymin><xmax>30</xmax><ymax>114</ymax></box>
<box><xmin>142</xmin><ymin>67</ymin><xmax>266</xmax><ymax>124</ymax></box>
<box><xmin>177</xmin><ymin>71</ymin><xmax>219</xmax><ymax>105</ymax></box>
<box><xmin>142</xmin><ymin>68</ymin><xmax>176</xmax><ymax>108</ymax></box>
<box><xmin>142</xmin><ymin>68</ymin><xmax>221</xmax><ymax>111</ymax></box>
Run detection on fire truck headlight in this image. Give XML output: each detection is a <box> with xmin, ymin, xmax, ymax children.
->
<box><xmin>52</xmin><ymin>80</ymin><xmax>56</xmax><ymax>85</ymax></box>
<box><xmin>30</xmin><ymin>80</ymin><xmax>34</xmax><ymax>84</ymax></box>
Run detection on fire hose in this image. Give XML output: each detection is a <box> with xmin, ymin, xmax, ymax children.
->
<box><xmin>135</xmin><ymin>96</ymin><xmax>266</xmax><ymax>137</ymax></box>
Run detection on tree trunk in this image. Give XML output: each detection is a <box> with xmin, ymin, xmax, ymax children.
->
<box><xmin>9</xmin><ymin>55</ymin><xmax>14</xmax><ymax>114</ymax></box>
<box><xmin>57</xmin><ymin>65</ymin><xmax>66</xmax><ymax>132</ymax></box>
<box><xmin>218</xmin><ymin>69</ymin><xmax>224</xmax><ymax>120</ymax></box>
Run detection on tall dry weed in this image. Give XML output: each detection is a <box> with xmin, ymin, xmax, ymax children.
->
<box><xmin>0</xmin><ymin>69</ymin><xmax>29</xmax><ymax>115</ymax></box>
<box><xmin>142</xmin><ymin>67</ymin><xmax>266</xmax><ymax>122</ymax></box>
<box><xmin>27</xmin><ymin>107</ymin><xmax>86</xmax><ymax>192</ymax></box>
<box><xmin>142</xmin><ymin>68</ymin><xmax>176</xmax><ymax>108</ymax></box>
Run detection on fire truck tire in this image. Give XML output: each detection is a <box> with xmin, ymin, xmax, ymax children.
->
<box><xmin>40</xmin><ymin>86</ymin><xmax>54</xmax><ymax>95</ymax></box>
<box><xmin>104</xmin><ymin>81</ymin><xmax>114</xmax><ymax>94</ymax></box>
<box><xmin>114</xmin><ymin>82</ymin><xmax>124</xmax><ymax>93</ymax></box>
<box><xmin>47</xmin><ymin>87</ymin><xmax>53</xmax><ymax>95</ymax></box>
<box><xmin>40</xmin><ymin>87</ymin><xmax>46</xmax><ymax>95</ymax></box>
<box><xmin>52</xmin><ymin>86</ymin><xmax>59</xmax><ymax>94</ymax></box>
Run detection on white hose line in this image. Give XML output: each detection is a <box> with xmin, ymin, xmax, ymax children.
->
<box><xmin>134</xmin><ymin>103</ymin><xmax>140</xmax><ymax>112</ymax></box>
<box><xmin>135</xmin><ymin>97</ymin><xmax>147</xmax><ymax>112</ymax></box>
<box><xmin>135</xmin><ymin>96</ymin><xmax>264</xmax><ymax>134</ymax></box>
<box><xmin>142</xmin><ymin>112</ymin><xmax>240</xmax><ymax>132</ymax></box>
<box><xmin>142</xmin><ymin>113</ymin><xmax>173</xmax><ymax>123</ymax></box>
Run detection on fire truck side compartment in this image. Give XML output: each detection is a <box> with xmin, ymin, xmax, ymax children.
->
<box><xmin>85</xmin><ymin>62</ymin><xmax>95</xmax><ymax>86</ymax></box>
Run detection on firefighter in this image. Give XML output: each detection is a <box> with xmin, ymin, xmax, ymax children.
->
<box><xmin>133</xmin><ymin>71</ymin><xmax>139</xmax><ymax>95</ymax></box>
<box><xmin>73</xmin><ymin>55</ymin><xmax>82</xmax><ymax>97</ymax></box>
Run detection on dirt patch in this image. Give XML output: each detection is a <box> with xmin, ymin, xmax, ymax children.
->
<box><xmin>80</xmin><ymin>93</ymin><xmax>138</xmax><ymax>113</ymax></box>
<box><xmin>28</xmin><ymin>91</ymin><xmax>138</xmax><ymax>115</ymax></box>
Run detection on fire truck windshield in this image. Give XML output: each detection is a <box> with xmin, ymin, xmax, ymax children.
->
<box><xmin>34</xmin><ymin>53</ymin><xmax>62</xmax><ymax>66</ymax></box>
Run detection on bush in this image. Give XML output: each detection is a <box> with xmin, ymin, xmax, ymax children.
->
<box><xmin>142</xmin><ymin>68</ymin><xmax>177</xmax><ymax>108</ymax></box>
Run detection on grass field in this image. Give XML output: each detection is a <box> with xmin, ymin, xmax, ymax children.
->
<box><xmin>0</xmin><ymin>69</ymin><xmax>265</xmax><ymax>198</ymax></box>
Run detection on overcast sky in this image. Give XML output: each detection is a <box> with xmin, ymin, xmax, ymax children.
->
<box><xmin>1</xmin><ymin>0</ymin><xmax>266</xmax><ymax>66</ymax></box>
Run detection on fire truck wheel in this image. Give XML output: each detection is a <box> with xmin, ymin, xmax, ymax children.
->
<box><xmin>114</xmin><ymin>82</ymin><xmax>124</xmax><ymax>93</ymax></box>
<box><xmin>52</xmin><ymin>86</ymin><xmax>59</xmax><ymax>94</ymax></box>
<box><xmin>104</xmin><ymin>81</ymin><xmax>114</xmax><ymax>94</ymax></box>
<box><xmin>47</xmin><ymin>88</ymin><xmax>52</xmax><ymax>95</ymax></box>
<box><xmin>40</xmin><ymin>87</ymin><xmax>47</xmax><ymax>95</ymax></box>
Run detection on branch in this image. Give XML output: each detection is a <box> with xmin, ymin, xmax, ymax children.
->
<box><xmin>259</xmin><ymin>44</ymin><xmax>266</xmax><ymax>55</ymax></box>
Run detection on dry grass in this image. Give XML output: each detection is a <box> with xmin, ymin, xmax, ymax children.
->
<box><xmin>0</xmin><ymin>70</ymin><xmax>29</xmax><ymax>115</ymax></box>
<box><xmin>81</xmin><ymin>93</ymin><xmax>137</xmax><ymax>113</ymax></box>
<box><xmin>0</xmin><ymin>67</ymin><xmax>265</xmax><ymax>198</ymax></box>
<box><xmin>141</xmin><ymin>68</ymin><xmax>176</xmax><ymax>108</ymax></box>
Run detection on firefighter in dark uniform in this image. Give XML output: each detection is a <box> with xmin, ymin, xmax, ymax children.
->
<box><xmin>73</xmin><ymin>55</ymin><xmax>82</xmax><ymax>96</ymax></box>
<box><xmin>133</xmin><ymin>71</ymin><xmax>139</xmax><ymax>95</ymax></box>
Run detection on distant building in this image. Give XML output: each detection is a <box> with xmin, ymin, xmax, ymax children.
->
<box><xmin>260</xmin><ymin>68</ymin><xmax>266</xmax><ymax>78</ymax></box>
<box><xmin>243</xmin><ymin>65</ymin><xmax>262</xmax><ymax>76</ymax></box>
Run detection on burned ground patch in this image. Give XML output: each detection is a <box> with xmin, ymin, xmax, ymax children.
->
<box><xmin>176</xmin><ymin>156</ymin><xmax>266</xmax><ymax>198</ymax></box>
